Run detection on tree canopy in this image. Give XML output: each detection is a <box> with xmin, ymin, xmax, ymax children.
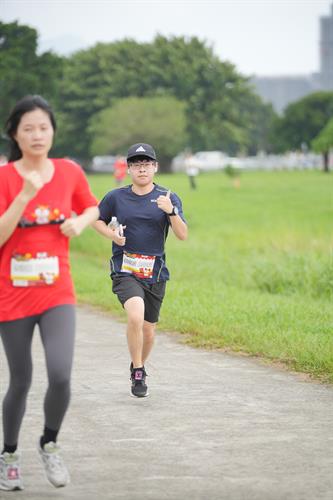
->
<box><xmin>311</xmin><ymin>117</ymin><xmax>333</xmax><ymax>172</ymax></box>
<box><xmin>0</xmin><ymin>21</ymin><xmax>64</xmax><ymax>145</ymax></box>
<box><xmin>89</xmin><ymin>96</ymin><xmax>188</xmax><ymax>170</ymax></box>
<box><xmin>1</xmin><ymin>22</ymin><xmax>276</xmax><ymax>165</ymax></box>
<box><xmin>56</xmin><ymin>35</ymin><xmax>274</xmax><ymax>161</ymax></box>
<box><xmin>271</xmin><ymin>91</ymin><xmax>333</xmax><ymax>153</ymax></box>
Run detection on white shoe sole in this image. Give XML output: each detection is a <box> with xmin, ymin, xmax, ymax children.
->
<box><xmin>0</xmin><ymin>482</ymin><xmax>24</xmax><ymax>491</ymax></box>
<box><xmin>41</xmin><ymin>469</ymin><xmax>70</xmax><ymax>488</ymax></box>
<box><xmin>38</xmin><ymin>445</ymin><xmax>70</xmax><ymax>488</ymax></box>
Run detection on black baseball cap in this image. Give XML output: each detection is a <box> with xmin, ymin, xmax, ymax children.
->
<box><xmin>127</xmin><ymin>143</ymin><xmax>157</xmax><ymax>162</ymax></box>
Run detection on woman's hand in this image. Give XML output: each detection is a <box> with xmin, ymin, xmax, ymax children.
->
<box><xmin>60</xmin><ymin>206</ymin><xmax>100</xmax><ymax>238</ymax></box>
<box><xmin>60</xmin><ymin>217</ymin><xmax>85</xmax><ymax>237</ymax></box>
<box><xmin>20</xmin><ymin>170</ymin><xmax>44</xmax><ymax>202</ymax></box>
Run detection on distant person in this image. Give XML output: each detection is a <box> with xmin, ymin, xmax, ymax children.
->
<box><xmin>113</xmin><ymin>155</ymin><xmax>127</xmax><ymax>186</ymax></box>
<box><xmin>93</xmin><ymin>143</ymin><xmax>188</xmax><ymax>398</ymax></box>
<box><xmin>0</xmin><ymin>95</ymin><xmax>99</xmax><ymax>491</ymax></box>
<box><xmin>185</xmin><ymin>153</ymin><xmax>199</xmax><ymax>190</ymax></box>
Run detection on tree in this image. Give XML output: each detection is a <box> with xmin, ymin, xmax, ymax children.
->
<box><xmin>271</xmin><ymin>91</ymin><xmax>333</xmax><ymax>166</ymax></box>
<box><xmin>244</xmin><ymin>94</ymin><xmax>276</xmax><ymax>155</ymax></box>
<box><xmin>0</xmin><ymin>22</ymin><xmax>64</xmax><ymax>152</ymax></box>
<box><xmin>58</xmin><ymin>35</ymin><xmax>273</xmax><ymax>159</ymax></box>
<box><xmin>56</xmin><ymin>40</ymin><xmax>154</xmax><ymax>158</ymax></box>
<box><xmin>311</xmin><ymin>117</ymin><xmax>333</xmax><ymax>172</ymax></box>
<box><xmin>89</xmin><ymin>96</ymin><xmax>188</xmax><ymax>172</ymax></box>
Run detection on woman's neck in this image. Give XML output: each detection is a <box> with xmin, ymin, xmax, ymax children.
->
<box><xmin>16</xmin><ymin>154</ymin><xmax>49</xmax><ymax>171</ymax></box>
<box><xmin>15</xmin><ymin>156</ymin><xmax>54</xmax><ymax>183</ymax></box>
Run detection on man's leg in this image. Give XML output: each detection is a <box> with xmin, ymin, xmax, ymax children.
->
<box><xmin>124</xmin><ymin>297</ymin><xmax>149</xmax><ymax>397</ymax></box>
<box><xmin>124</xmin><ymin>296</ymin><xmax>145</xmax><ymax>368</ymax></box>
<box><xmin>140</xmin><ymin>281</ymin><xmax>166</xmax><ymax>365</ymax></box>
<box><xmin>142</xmin><ymin>321</ymin><xmax>156</xmax><ymax>365</ymax></box>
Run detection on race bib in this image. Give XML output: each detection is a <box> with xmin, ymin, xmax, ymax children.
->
<box><xmin>10</xmin><ymin>253</ymin><xmax>59</xmax><ymax>287</ymax></box>
<box><xmin>121</xmin><ymin>252</ymin><xmax>156</xmax><ymax>279</ymax></box>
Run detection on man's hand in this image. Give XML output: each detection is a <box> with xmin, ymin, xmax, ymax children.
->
<box><xmin>156</xmin><ymin>190</ymin><xmax>173</xmax><ymax>214</ymax></box>
<box><xmin>111</xmin><ymin>225</ymin><xmax>126</xmax><ymax>246</ymax></box>
<box><xmin>92</xmin><ymin>219</ymin><xmax>126</xmax><ymax>245</ymax></box>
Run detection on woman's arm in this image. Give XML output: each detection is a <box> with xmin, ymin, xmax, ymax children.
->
<box><xmin>0</xmin><ymin>171</ymin><xmax>44</xmax><ymax>247</ymax></box>
<box><xmin>60</xmin><ymin>206</ymin><xmax>100</xmax><ymax>238</ymax></box>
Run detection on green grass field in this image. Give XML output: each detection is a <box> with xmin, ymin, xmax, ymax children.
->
<box><xmin>70</xmin><ymin>170</ymin><xmax>333</xmax><ymax>382</ymax></box>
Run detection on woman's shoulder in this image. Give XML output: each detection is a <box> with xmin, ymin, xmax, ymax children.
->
<box><xmin>0</xmin><ymin>162</ymin><xmax>15</xmax><ymax>179</ymax></box>
<box><xmin>52</xmin><ymin>158</ymin><xmax>87</xmax><ymax>180</ymax></box>
<box><xmin>52</xmin><ymin>157</ymin><xmax>82</xmax><ymax>169</ymax></box>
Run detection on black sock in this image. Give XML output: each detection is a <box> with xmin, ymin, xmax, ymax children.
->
<box><xmin>40</xmin><ymin>426</ymin><xmax>59</xmax><ymax>449</ymax></box>
<box><xmin>2</xmin><ymin>444</ymin><xmax>17</xmax><ymax>454</ymax></box>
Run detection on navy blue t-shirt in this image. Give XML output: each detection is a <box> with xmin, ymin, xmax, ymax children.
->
<box><xmin>98</xmin><ymin>183</ymin><xmax>186</xmax><ymax>283</ymax></box>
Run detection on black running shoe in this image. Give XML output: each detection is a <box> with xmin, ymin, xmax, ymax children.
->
<box><xmin>130</xmin><ymin>362</ymin><xmax>145</xmax><ymax>376</ymax></box>
<box><xmin>131</xmin><ymin>367</ymin><xmax>148</xmax><ymax>398</ymax></box>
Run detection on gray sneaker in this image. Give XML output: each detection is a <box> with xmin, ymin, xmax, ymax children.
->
<box><xmin>38</xmin><ymin>441</ymin><xmax>70</xmax><ymax>488</ymax></box>
<box><xmin>0</xmin><ymin>451</ymin><xmax>24</xmax><ymax>491</ymax></box>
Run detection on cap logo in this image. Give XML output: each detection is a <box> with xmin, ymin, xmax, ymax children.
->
<box><xmin>135</xmin><ymin>146</ymin><xmax>146</xmax><ymax>152</ymax></box>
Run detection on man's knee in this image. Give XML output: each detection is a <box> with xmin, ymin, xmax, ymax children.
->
<box><xmin>143</xmin><ymin>323</ymin><xmax>155</xmax><ymax>341</ymax></box>
<box><xmin>127</xmin><ymin>314</ymin><xmax>144</xmax><ymax>331</ymax></box>
<box><xmin>125</xmin><ymin>296</ymin><xmax>145</xmax><ymax>325</ymax></box>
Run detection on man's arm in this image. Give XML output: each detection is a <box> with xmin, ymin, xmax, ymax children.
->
<box><xmin>168</xmin><ymin>215</ymin><xmax>188</xmax><ymax>240</ymax></box>
<box><xmin>92</xmin><ymin>220</ymin><xmax>126</xmax><ymax>246</ymax></box>
<box><xmin>156</xmin><ymin>190</ymin><xmax>188</xmax><ymax>241</ymax></box>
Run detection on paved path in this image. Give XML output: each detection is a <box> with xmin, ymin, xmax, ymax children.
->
<box><xmin>0</xmin><ymin>306</ymin><xmax>332</xmax><ymax>500</ymax></box>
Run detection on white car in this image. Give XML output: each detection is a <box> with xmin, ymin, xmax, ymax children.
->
<box><xmin>89</xmin><ymin>155</ymin><xmax>116</xmax><ymax>173</ymax></box>
<box><xmin>187</xmin><ymin>151</ymin><xmax>228</xmax><ymax>171</ymax></box>
<box><xmin>171</xmin><ymin>151</ymin><xmax>245</xmax><ymax>173</ymax></box>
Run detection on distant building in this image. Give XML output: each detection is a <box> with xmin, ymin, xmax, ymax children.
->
<box><xmin>320</xmin><ymin>3</ymin><xmax>333</xmax><ymax>89</ymax></box>
<box><xmin>252</xmin><ymin>4</ymin><xmax>333</xmax><ymax>113</ymax></box>
<box><xmin>251</xmin><ymin>74</ymin><xmax>320</xmax><ymax>113</ymax></box>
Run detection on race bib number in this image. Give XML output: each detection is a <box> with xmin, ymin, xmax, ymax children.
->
<box><xmin>121</xmin><ymin>252</ymin><xmax>156</xmax><ymax>279</ymax></box>
<box><xmin>10</xmin><ymin>253</ymin><xmax>59</xmax><ymax>287</ymax></box>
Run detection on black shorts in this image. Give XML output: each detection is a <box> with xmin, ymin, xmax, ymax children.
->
<box><xmin>111</xmin><ymin>275</ymin><xmax>166</xmax><ymax>323</ymax></box>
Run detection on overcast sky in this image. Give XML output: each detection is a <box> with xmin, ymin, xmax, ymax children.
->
<box><xmin>1</xmin><ymin>0</ymin><xmax>332</xmax><ymax>76</ymax></box>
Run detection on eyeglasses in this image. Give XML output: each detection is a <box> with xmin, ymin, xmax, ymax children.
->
<box><xmin>129</xmin><ymin>160</ymin><xmax>155</xmax><ymax>170</ymax></box>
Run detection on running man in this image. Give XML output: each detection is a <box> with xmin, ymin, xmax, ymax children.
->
<box><xmin>93</xmin><ymin>143</ymin><xmax>188</xmax><ymax>397</ymax></box>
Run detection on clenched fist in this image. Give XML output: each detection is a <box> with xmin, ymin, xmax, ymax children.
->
<box><xmin>21</xmin><ymin>170</ymin><xmax>45</xmax><ymax>202</ymax></box>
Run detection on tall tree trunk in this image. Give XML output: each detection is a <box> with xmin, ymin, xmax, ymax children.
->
<box><xmin>322</xmin><ymin>151</ymin><xmax>330</xmax><ymax>172</ymax></box>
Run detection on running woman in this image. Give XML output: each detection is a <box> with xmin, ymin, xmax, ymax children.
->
<box><xmin>93</xmin><ymin>143</ymin><xmax>188</xmax><ymax>398</ymax></box>
<box><xmin>0</xmin><ymin>95</ymin><xmax>99</xmax><ymax>491</ymax></box>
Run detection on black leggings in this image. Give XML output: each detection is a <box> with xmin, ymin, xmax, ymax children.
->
<box><xmin>0</xmin><ymin>304</ymin><xmax>75</xmax><ymax>446</ymax></box>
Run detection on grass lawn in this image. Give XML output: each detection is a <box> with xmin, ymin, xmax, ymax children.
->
<box><xmin>71</xmin><ymin>169</ymin><xmax>333</xmax><ymax>382</ymax></box>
